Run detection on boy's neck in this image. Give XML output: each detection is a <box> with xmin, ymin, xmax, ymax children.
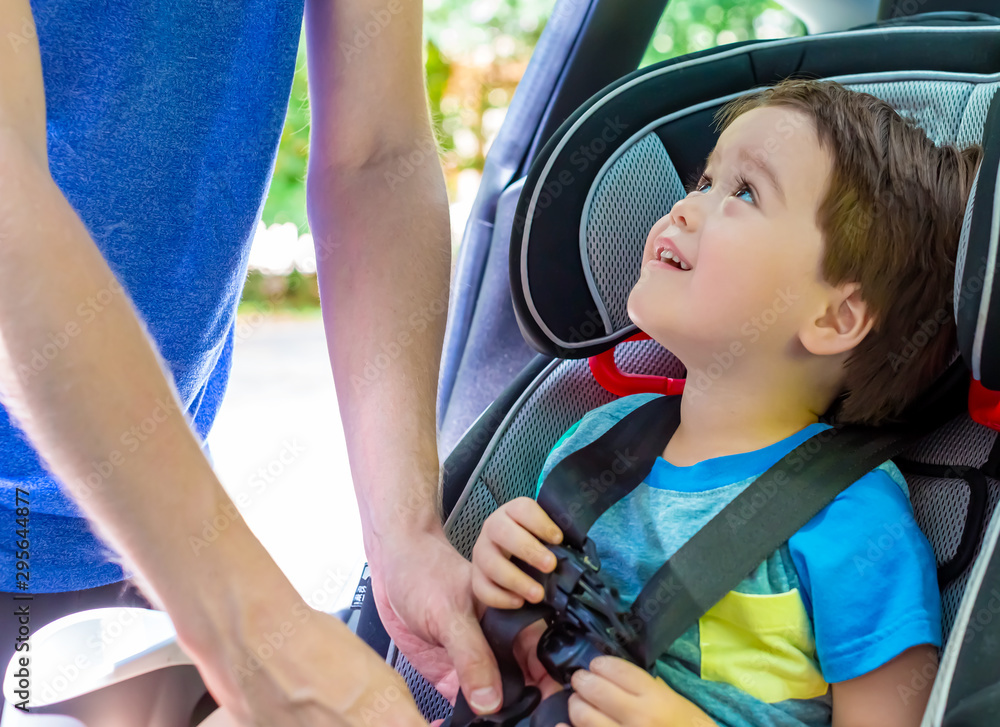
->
<box><xmin>661</xmin><ymin>376</ymin><xmax>831</xmax><ymax>467</ymax></box>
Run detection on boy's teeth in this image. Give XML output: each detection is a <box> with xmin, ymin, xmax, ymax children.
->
<box><xmin>659</xmin><ymin>249</ymin><xmax>690</xmax><ymax>270</ymax></box>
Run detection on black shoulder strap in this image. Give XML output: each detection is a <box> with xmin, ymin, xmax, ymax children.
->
<box><xmin>536</xmin><ymin>395</ymin><xmax>682</xmax><ymax>547</ymax></box>
<box><xmin>629</xmin><ymin>424</ymin><xmax>916</xmax><ymax>667</ymax></box>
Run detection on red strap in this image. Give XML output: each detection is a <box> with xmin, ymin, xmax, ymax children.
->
<box><xmin>588</xmin><ymin>332</ymin><xmax>685</xmax><ymax>397</ymax></box>
<box><xmin>970</xmin><ymin>377</ymin><xmax>1000</xmax><ymax>432</ymax></box>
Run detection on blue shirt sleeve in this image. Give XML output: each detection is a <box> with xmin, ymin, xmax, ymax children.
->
<box><xmin>788</xmin><ymin>463</ymin><xmax>941</xmax><ymax>683</ymax></box>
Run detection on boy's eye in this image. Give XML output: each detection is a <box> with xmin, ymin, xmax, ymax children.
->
<box><xmin>689</xmin><ymin>175</ymin><xmax>755</xmax><ymax>204</ymax></box>
<box><xmin>735</xmin><ymin>183</ymin><xmax>754</xmax><ymax>204</ymax></box>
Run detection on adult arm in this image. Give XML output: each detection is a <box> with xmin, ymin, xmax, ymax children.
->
<box><xmin>0</xmin><ymin>3</ymin><xmax>424</xmax><ymax>724</ymax></box>
<box><xmin>304</xmin><ymin>0</ymin><xmax>502</xmax><ymax>713</ymax></box>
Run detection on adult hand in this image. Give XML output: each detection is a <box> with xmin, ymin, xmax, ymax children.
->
<box><xmin>370</xmin><ymin>528</ymin><xmax>504</xmax><ymax>715</ymax></box>
<box><xmin>184</xmin><ymin>597</ymin><xmax>429</xmax><ymax>727</ymax></box>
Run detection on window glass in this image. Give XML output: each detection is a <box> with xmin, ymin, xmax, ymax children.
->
<box><xmin>639</xmin><ymin>1</ymin><xmax>806</xmax><ymax>69</ymax></box>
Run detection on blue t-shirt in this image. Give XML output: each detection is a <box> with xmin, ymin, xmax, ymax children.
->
<box><xmin>535</xmin><ymin>394</ymin><xmax>940</xmax><ymax>727</ymax></box>
<box><xmin>0</xmin><ymin>0</ymin><xmax>305</xmax><ymax>592</ymax></box>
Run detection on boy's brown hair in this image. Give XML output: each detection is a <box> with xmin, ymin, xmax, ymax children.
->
<box><xmin>715</xmin><ymin>78</ymin><xmax>982</xmax><ymax>427</ymax></box>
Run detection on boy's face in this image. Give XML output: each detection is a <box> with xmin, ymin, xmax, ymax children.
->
<box><xmin>628</xmin><ymin>105</ymin><xmax>834</xmax><ymax>369</ymax></box>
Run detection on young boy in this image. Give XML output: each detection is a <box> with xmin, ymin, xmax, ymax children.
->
<box><xmin>470</xmin><ymin>79</ymin><xmax>982</xmax><ymax>727</ymax></box>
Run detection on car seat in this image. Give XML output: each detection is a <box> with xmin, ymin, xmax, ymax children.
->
<box><xmin>5</xmin><ymin>9</ymin><xmax>1000</xmax><ymax>727</ymax></box>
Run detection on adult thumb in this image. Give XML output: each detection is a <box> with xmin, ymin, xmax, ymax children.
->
<box><xmin>439</xmin><ymin>609</ymin><xmax>503</xmax><ymax>715</ymax></box>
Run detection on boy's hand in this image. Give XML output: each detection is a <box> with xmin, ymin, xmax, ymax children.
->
<box><xmin>472</xmin><ymin>497</ymin><xmax>564</xmax><ymax>609</ymax></box>
<box><xmin>560</xmin><ymin>657</ymin><xmax>716</xmax><ymax>727</ymax></box>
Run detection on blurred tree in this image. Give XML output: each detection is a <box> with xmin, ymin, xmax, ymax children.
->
<box><xmin>641</xmin><ymin>0</ymin><xmax>804</xmax><ymax>67</ymax></box>
<box><xmin>262</xmin><ymin>29</ymin><xmax>311</xmax><ymax>233</ymax></box>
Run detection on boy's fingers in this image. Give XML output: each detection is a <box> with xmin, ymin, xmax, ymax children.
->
<box><xmin>490</xmin><ymin>513</ymin><xmax>557</xmax><ymax>573</ymax></box>
<box><xmin>571</xmin><ymin>668</ymin><xmax>632</xmax><ymax>717</ymax></box>
<box><xmin>472</xmin><ymin>566</ymin><xmax>524</xmax><ymax>610</ymax></box>
<box><xmin>477</xmin><ymin>543</ymin><xmax>545</xmax><ymax>603</ymax></box>
<box><xmin>567</xmin><ymin>693</ymin><xmax>618</xmax><ymax>727</ymax></box>
<box><xmin>507</xmin><ymin>498</ymin><xmax>563</xmax><ymax>544</ymax></box>
<box><xmin>588</xmin><ymin>655</ymin><xmax>650</xmax><ymax>694</ymax></box>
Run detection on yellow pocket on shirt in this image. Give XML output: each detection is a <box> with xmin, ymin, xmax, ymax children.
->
<box><xmin>699</xmin><ymin>588</ymin><xmax>828</xmax><ymax>703</ymax></box>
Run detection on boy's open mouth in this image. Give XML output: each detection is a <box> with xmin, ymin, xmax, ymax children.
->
<box><xmin>653</xmin><ymin>239</ymin><xmax>692</xmax><ymax>270</ymax></box>
<box><xmin>658</xmin><ymin>249</ymin><xmax>690</xmax><ymax>270</ymax></box>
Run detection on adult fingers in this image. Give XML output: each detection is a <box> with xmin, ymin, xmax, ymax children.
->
<box><xmin>436</xmin><ymin>605</ymin><xmax>503</xmax><ymax>716</ymax></box>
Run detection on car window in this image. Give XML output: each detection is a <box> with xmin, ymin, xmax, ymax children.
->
<box><xmin>639</xmin><ymin>0</ymin><xmax>806</xmax><ymax>69</ymax></box>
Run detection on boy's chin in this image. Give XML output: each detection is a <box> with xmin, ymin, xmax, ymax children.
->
<box><xmin>626</xmin><ymin>318</ymin><xmax>676</xmax><ymax>353</ymax></box>
<box><xmin>625</xmin><ymin>313</ymin><xmax>691</xmax><ymax>365</ymax></box>
<box><xmin>626</xmin><ymin>298</ymin><xmax>671</xmax><ymax>343</ymax></box>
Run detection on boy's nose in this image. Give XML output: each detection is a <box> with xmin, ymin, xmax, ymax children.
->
<box><xmin>670</xmin><ymin>199</ymin><xmax>696</xmax><ymax>232</ymax></box>
<box><xmin>669</xmin><ymin>188</ymin><xmax>706</xmax><ymax>231</ymax></box>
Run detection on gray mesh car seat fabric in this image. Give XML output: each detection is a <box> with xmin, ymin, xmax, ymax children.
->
<box><xmin>393</xmin><ymin>24</ymin><xmax>1000</xmax><ymax>724</ymax></box>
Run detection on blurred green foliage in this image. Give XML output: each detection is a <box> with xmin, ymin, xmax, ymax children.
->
<box><xmin>261</xmin><ymin>35</ymin><xmax>311</xmax><ymax>234</ymax></box>
<box><xmin>641</xmin><ymin>1</ymin><xmax>804</xmax><ymax>67</ymax></box>
<box><xmin>423</xmin><ymin>0</ymin><xmax>554</xmax><ymax>171</ymax></box>
<box><xmin>240</xmin><ymin>270</ymin><xmax>321</xmax><ymax>314</ymax></box>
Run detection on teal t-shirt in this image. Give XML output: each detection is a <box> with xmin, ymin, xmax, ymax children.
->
<box><xmin>535</xmin><ymin>394</ymin><xmax>941</xmax><ymax>727</ymax></box>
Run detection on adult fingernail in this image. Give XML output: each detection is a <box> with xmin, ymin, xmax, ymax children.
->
<box><xmin>470</xmin><ymin>687</ymin><xmax>502</xmax><ymax>713</ymax></box>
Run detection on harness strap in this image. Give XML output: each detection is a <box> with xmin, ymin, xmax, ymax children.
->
<box><xmin>536</xmin><ymin>395</ymin><xmax>682</xmax><ymax>548</ymax></box>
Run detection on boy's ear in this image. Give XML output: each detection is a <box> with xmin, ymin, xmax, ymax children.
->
<box><xmin>800</xmin><ymin>282</ymin><xmax>875</xmax><ymax>357</ymax></box>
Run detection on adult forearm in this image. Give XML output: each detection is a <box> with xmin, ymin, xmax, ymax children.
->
<box><xmin>307</xmin><ymin>141</ymin><xmax>451</xmax><ymax>561</ymax></box>
<box><xmin>0</xmin><ymin>131</ymin><xmax>298</xmax><ymax>649</ymax></box>
<box><xmin>301</xmin><ymin>6</ymin><xmax>505</xmax><ymax>711</ymax></box>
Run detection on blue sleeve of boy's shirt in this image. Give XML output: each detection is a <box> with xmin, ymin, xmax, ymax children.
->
<box><xmin>788</xmin><ymin>464</ymin><xmax>941</xmax><ymax>684</ymax></box>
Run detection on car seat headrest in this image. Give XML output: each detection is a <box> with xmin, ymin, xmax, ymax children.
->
<box><xmin>509</xmin><ymin>29</ymin><xmax>1000</xmax><ymax>401</ymax></box>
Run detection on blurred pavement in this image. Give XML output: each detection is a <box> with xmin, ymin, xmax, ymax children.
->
<box><xmin>206</xmin><ymin>313</ymin><xmax>366</xmax><ymax>614</ymax></box>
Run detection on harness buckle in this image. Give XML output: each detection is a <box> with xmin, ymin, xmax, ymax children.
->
<box><xmin>527</xmin><ymin>539</ymin><xmax>645</xmax><ymax>684</ymax></box>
